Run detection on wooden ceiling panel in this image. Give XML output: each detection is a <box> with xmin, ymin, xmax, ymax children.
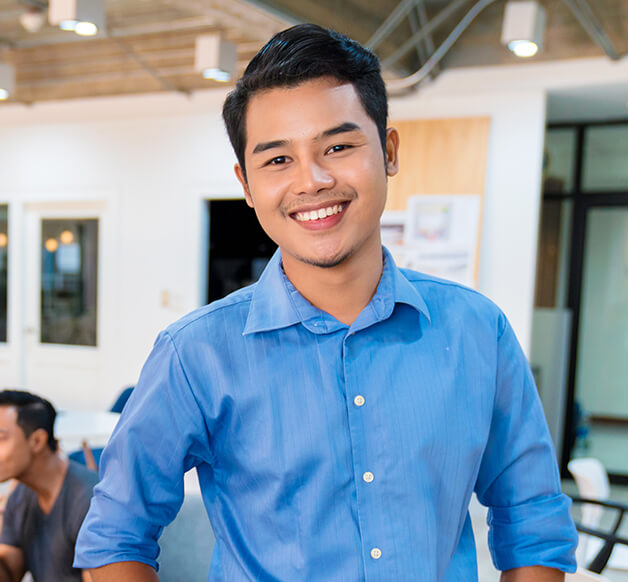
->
<box><xmin>0</xmin><ymin>0</ymin><xmax>625</xmax><ymax>105</ymax></box>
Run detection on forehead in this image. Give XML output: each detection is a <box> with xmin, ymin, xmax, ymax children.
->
<box><xmin>0</xmin><ymin>406</ymin><xmax>19</xmax><ymax>430</ymax></box>
<box><xmin>243</xmin><ymin>78</ymin><xmax>373</xmax><ymax>152</ymax></box>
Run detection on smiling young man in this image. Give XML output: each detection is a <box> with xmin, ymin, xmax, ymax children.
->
<box><xmin>75</xmin><ymin>24</ymin><xmax>577</xmax><ymax>582</ymax></box>
<box><xmin>0</xmin><ymin>390</ymin><xmax>97</xmax><ymax>582</ymax></box>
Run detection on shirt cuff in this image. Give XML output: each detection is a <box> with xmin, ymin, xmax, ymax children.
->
<box><xmin>487</xmin><ymin>493</ymin><xmax>578</xmax><ymax>573</ymax></box>
<box><xmin>73</xmin><ymin>495</ymin><xmax>163</xmax><ymax>571</ymax></box>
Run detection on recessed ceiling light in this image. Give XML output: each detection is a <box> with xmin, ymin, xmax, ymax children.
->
<box><xmin>59</xmin><ymin>20</ymin><xmax>78</xmax><ymax>31</ymax></box>
<box><xmin>195</xmin><ymin>35</ymin><xmax>236</xmax><ymax>83</ymax></box>
<box><xmin>202</xmin><ymin>68</ymin><xmax>231</xmax><ymax>82</ymax></box>
<box><xmin>49</xmin><ymin>0</ymin><xmax>105</xmax><ymax>36</ymax></box>
<box><xmin>0</xmin><ymin>64</ymin><xmax>15</xmax><ymax>101</ymax></box>
<box><xmin>75</xmin><ymin>21</ymin><xmax>98</xmax><ymax>36</ymax></box>
<box><xmin>508</xmin><ymin>40</ymin><xmax>539</xmax><ymax>58</ymax></box>
<box><xmin>501</xmin><ymin>1</ymin><xmax>545</xmax><ymax>58</ymax></box>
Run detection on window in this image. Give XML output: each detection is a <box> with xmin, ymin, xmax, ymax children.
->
<box><xmin>543</xmin><ymin>128</ymin><xmax>577</xmax><ymax>195</ymax></box>
<box><xmin>583</xmin><ymin>125</ymin><xmax>628</xmax><ymax>192</ymax></box>
<box><xmin>41</xmin><ymin>219</ymin><xmax>98</xmax><ymax>346</ymax></box>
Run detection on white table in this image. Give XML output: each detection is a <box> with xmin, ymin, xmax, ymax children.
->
<box><xmin>55</xmin><ymin>410</ymin><xmax>121</xmax><ymax>453</ymax></box>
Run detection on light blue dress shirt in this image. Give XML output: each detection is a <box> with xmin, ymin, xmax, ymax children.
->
<box><xmin>75</xmin><ymin>248</ymin><xmax>577</xmax><ymax>581</ymax></box>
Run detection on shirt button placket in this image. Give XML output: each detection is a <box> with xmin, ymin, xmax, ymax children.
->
<box><xmin>344</xmin><ymin>336</ymin><xmax>380</xmax><ymax>576</ymax></box>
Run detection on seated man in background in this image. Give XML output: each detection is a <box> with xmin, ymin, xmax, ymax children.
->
<box><xmin>0</xmin><ymin>390</ymin><xmax>97</xmax><ymax>582</ymax></box>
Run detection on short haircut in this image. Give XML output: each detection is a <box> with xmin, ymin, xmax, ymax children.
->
<box><xmin>222</xmin><ymin>23</ymin><xmax>388</xmax><ymax>180</ymax></box>
<box><xmin>0</xmin><ymin>390</ymin><xmax>58</xmax><ymax>452</ymax></box>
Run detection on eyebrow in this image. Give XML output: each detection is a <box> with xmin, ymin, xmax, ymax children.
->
<box><xmin>319</xmin><ymin>122</ymin><xmax>362</xmax><ymax>139</ymax></box>
<box><xmin>251</xmin><ymin>122</ymin><xmax>363</xmax><ymax>155</ymax></box>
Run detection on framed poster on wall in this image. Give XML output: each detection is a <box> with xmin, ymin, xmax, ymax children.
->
<box><xmin>381</xmin><ymin>194</ymin><xmax>482</xmax><ymax>288</ymax></box>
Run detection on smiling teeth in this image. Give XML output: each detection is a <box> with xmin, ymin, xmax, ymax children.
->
<box><xmin>295</xmin><ymin>204</ymin><xmax>345</xmax><ymax>222</ymax></box>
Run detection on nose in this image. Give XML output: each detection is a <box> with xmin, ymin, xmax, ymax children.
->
<box><xmin>293</xmin><ymin>159</ymin><xmax>335</xmax><ymax>195</ymax></box>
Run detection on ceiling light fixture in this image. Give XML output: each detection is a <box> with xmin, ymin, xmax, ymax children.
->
<box><xmin>49</xmin><ymin>0</ymin><xmax>105</xmax><ymax>37</ymax></box>
<box><xmin>19</xmin><ymin>6</ymin><xmax>46</xmax><ymax>34</ymax></box>
<box><xmin>0</xmin><ymin>64</ymin><xmax>15</xmax><ymax>101</ymax></box>
<box><xmin>501</xmin><ymin>1</ymin><xmax>546</xmax><ymax>58</ymax></box>
<box><xmin>195</xmin><ymin>34</ymin><xmax>237</xmax><ymax>83</ymax></box>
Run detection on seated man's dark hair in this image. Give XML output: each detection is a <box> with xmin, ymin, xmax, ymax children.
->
<box><xmin>0</xmin><ymin>390</ymin><xmax>58</xmax><ymax>452</ymax></box>
<box><xmin>222</xmin><ymin>23</ymin><xmax>388</xmax><ymax>180</ymax></box>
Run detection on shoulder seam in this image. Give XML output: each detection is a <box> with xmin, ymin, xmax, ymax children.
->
<box><xmin>168</xmin><ymin>291</ymin><xmax>253</xmax><ymax>337</ymax></box>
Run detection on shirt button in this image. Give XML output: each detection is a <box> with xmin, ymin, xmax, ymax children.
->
<box><xmin>362</xmin><ymin>471</ymin><xmax>374</xmax><ymax>483</ymax></box>
<box><xmin>354</xmin><ymin>395</ymin><xmax>365</xmax><ymax>407</ymax></box>
<box><xmin>370</xmin><ymin>547</ymin><xmax>382</xmax><ymax>560</ymax></box>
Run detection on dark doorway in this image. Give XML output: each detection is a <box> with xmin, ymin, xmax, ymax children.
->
<box><xmin>207</xmin><ymin>199</ymin><xmax>276</xmax><ymax>303</ymax></box>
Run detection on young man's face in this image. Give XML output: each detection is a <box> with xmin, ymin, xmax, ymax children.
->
<box><xmin>0</xmin><ymin>406</ymin><xmax>34</xmax><ymax>482</ymax></box>
<box><xmin>235</xmin><ymin>77</ymin><xmax>399</xmax><ymax>272</ymax></box>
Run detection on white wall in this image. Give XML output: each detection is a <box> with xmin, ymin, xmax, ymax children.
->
<box><xmin>1</xmin><ymin>55</ymin><xmax>627</xmax><ymax>409</ymax></box>
<box><xmin>0</xmin><ymin>90</ymin><xmax>242</xmax><ymax>408</ymax></box>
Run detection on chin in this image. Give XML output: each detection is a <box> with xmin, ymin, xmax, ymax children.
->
<box><xmin>299</xmin><ymin>248</ymin><xmax>354</xmax><ymax>269</ymax></box>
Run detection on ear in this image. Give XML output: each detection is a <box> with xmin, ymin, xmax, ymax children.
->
<box><xmin>234</xmin><ymin>164</ymin><xmax>254</xmax><ymax>208</ymax></box>
<box><xmin>29</xmin><ymin>428</ymin><xmax>49</xmax><ymax>454</ymax></box>
<box><xmin>385</xmin><ymin>127</ymin><xmax>400</xmax><ymax>178</ymax></box>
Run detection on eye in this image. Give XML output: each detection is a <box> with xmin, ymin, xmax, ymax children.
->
<box><xmin>327</xmin><ymin>144</ymin><xmax>352</xmax><ymax>154</ymax></box>
<box><xmin>265</xmin><ymin>155</ymin><xmax>288</xmax><ymax>166</ymax></box>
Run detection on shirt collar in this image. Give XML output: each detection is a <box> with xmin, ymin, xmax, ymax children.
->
<box><xmin>243</xmin><ymin>247</ymin><xmax>430</xmax><ymax>336</ymax></box>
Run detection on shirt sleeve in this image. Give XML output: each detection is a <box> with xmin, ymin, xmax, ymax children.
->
<box><xmin>474</xmin><ymin>315</ymin><xmax>578</xmax><ymax>573</ymax></box>
<box><xmin>74</xmin><ymin>331</ymin><xmax>211</xmax><ymax>570</ymax></box>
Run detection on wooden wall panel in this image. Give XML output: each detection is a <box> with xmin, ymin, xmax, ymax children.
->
<box><xmin>386</xmin><ymin>117</ymin><xmax>491</xmax><ymax>211</ymax></box>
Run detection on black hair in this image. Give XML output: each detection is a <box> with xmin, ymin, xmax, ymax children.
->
<box><xmin>0</xmin><ymin>390</ymin><xmax>58</xmax><ymax>452</ymax></box>
<box><xmin>222</xmin><ymin>23</ymin><xmax>388</xmax><ymax>180</ymax></box>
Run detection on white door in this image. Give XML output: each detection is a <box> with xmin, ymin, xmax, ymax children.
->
<box><xmin>22</xmin><ymin>202</ymin><xmax>109</xmax><ymax>410</ymax></box>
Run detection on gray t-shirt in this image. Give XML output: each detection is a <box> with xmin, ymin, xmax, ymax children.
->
<box><xmin>0</xmin><ymin>460</ymin><xmax>98</xmax><ymax>582</ymax></box>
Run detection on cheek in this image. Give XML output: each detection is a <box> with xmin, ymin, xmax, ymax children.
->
<box><xmin>247</xmin><ymin>177</ymin><xmax>286</xmax><ymax>212</ymax></box>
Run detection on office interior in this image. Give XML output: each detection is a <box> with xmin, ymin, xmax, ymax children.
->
<box><xmin>0</xmin><ymin>0</ymin><xmax>627</xmax><ymax>579</ymax></box>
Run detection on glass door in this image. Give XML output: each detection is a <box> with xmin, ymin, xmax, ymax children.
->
<box><xmin>571</xmin><ymin>206</ymin><xmax>628</xmax><ymax>474</ymax></box>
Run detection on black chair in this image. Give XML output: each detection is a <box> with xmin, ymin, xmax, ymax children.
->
<box><xmin>571</xmin><ymin>496</ymin><xmax>628</xmax><ymax>574</ymax></box>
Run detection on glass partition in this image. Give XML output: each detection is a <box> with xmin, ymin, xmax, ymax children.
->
<box><xmin>41</xmin><ymin>219</ymin><xmax>98</xmax><ymax>346</ymax></box>
<box><xmin>582</xmin><ymin>125</ymin><xmax>628</xmax><ymax>192</ymax></box>
<box><xmin>543</xmin><ymin>128</ymin><xmax>577</xmax><ymax>194</ymax></box>
<box><xmin>572</xmin><ymin>207</ymin><xmax>628</xmax><ymax>474</ymax></box>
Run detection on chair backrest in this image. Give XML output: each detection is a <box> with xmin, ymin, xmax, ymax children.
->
<box><xmin>566</xmin><ymin>569</ymin><xmax>611</xmax><ymax>582</ymax></box>
<box><xmin>568</xmin><ymin>458</ymin><xmax>610</xmax><ymax>500</ymax></box>
<box><xmin>568</xmin><ymin>457</ymin><xmax>611</xmax><ymax>566</ymax></box>
<box><xmin>110</xmin><ymin>386</ymin><xmax>134</xmax><ymax>413</ymax></box>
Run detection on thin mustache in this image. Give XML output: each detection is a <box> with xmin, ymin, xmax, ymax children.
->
<box><xmin>281</xmin><ymin>191</ymin><xmax>357</xmax><ymax>215</ymax></box>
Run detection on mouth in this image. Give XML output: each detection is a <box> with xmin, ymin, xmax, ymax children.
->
<box><xmin>291</xmin><ymin>202</ymin><xmax>348</xmax><ymax>223</ymax></box>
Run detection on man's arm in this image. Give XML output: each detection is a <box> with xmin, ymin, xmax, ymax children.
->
<box><xmin>501</xmin><ymin>566</ymin><xmax>565</xmax><ymax>581</ymax></box>
<box><xmin>89</xmin><ymin>561</ymin><xmax>159</xmax><ymax>582</ymax></box>
<box><xmin>0</xmin><ymin>544</ymin><xmax>25</xmax><ymax>582</ymax></box>
<box><xmin>475</xmin><ymin>316</ymin><xmax>577</xmax><ymax>574</ymax></box>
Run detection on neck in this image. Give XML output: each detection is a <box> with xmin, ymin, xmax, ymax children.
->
<box><xmin>282</xmin><ymin>243</ymin><xmax>384</xmax><ymax>325</ymax></box>
<box><xmin>20</xmin><ymin>451</ymin><xmax>68</xmax><ymax>513</ymax></box>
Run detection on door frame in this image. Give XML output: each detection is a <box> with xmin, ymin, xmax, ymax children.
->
<box><xmin>20</xmin><ymin>199</ymin><xmax>115</xmax><ymax>408</ymax></box>
<box><xmin>550</xmin><ymin>120</ymin><xmax>628</xmax><ymax>483</ymax></box>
